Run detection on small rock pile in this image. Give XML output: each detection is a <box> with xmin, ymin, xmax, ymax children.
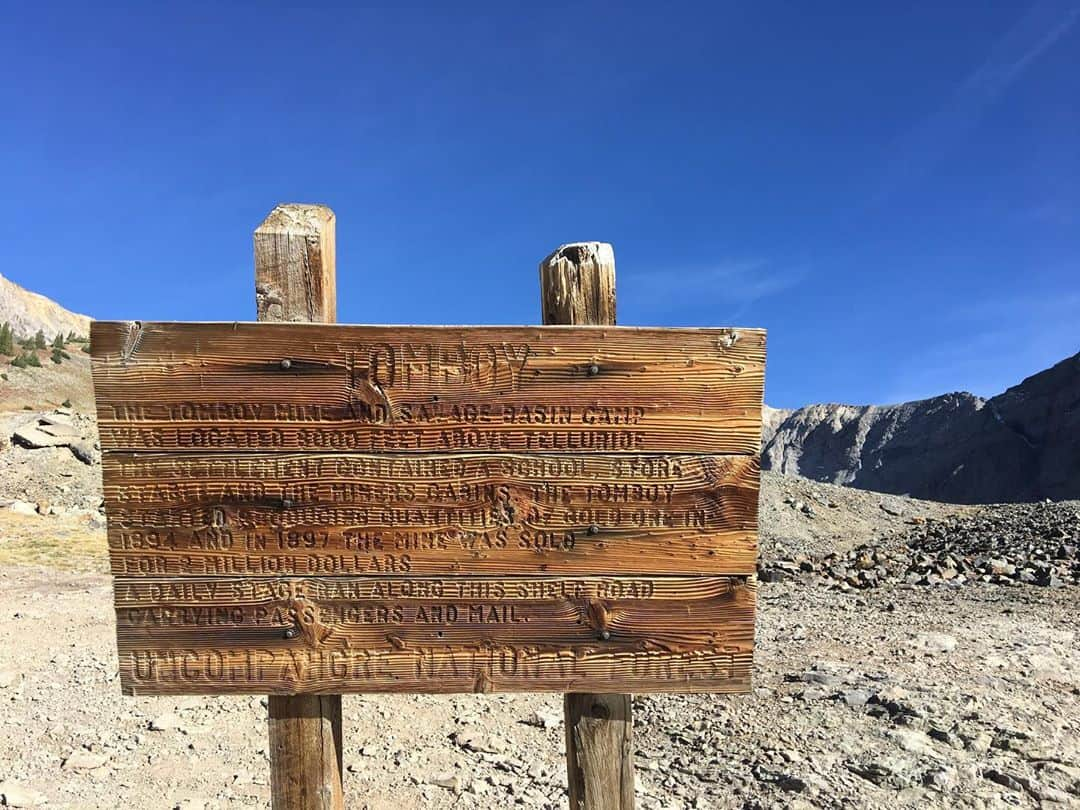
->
<box><xmin>11</xmin><ymin>407</ymin><xmax>98</xmax><ymax>464</ymax></box>
<box><xmin>763</xmin><ymin>500</ymin><xmax>1079</xmax><ymax>589</ymax></box>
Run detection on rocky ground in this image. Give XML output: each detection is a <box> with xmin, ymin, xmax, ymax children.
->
<box><xmin>0</xmin><ymin>350</ymin><xmax>95</xmax><ymax>413</ymax></box>
<box><xmin>0</xmin><ymin>407</ymin><xmax>1078</xmax><ymax>808</ymax></box>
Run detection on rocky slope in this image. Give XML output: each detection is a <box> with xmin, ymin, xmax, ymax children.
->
<box><xmin>1</xmin><ymin>494</ymin><xmax>1076</xmax><ymax>809</ymax></box>
<box><xmin>0</xmin><ymin>271</ymin><xmax>91</xmax><ymax>341</ymax></box>
<box><xmin>763</xmin><ymin>352</ymin><xmax>1080</xmax><ymax>504</ymax></box>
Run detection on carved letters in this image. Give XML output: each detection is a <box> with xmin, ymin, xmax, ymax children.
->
<box><xmin>90</xmin><ymin>322</ymin><xmax>765</xmax><ymax>694</ymax></box>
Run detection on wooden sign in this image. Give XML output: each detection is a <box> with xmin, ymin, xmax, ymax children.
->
<box><xmin>91</xmin><ymin>321</ymin><xmax>764</xmax><ymax>695</ymax></box>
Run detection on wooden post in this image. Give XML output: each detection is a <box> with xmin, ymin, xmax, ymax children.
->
<box><xmin>539</xmin><ymin>242</ymin><xmax>635</xmax><ymax>810</ymax></box>
<box><xmin>256</xmin><ymin>203</ymin><xmax>345</xmax><ymax>810</ymax></box>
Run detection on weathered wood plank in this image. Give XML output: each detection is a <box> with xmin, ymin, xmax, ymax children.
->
<box><xmin>254</xmin><ymin>202</ymin><xmax>343</xmax><ymax>810</ymax></box>
<box><xmin>101</xmin><ymin>452</ymin><xmax>759</xmax><ymax>576</ymax></box>
<box><xmin>540</xmin><ymin>242</ymin><xmax>617</xmax><ymax>326</ymax></box>
<box><xmin>565</xmin><ymin>693</ymin><xmax>634</xmax><ymax>809</ymax></box>
<box><xmin>90</xmin><ymin>322</ymin><xmax>765</xmax><ymax>454</ymax></box>
<box><xmin>113</xmin><ymin>575</ymin><xmax>754</xmax><ymax>695</ymax></box>
<box><xmin>542</xmin><ymin>241</ymin><xmax>637</xmax><ymax>810</ymax></box>
<box><xmin>255</xmin><ymin>204</ymin><xmax>337</xmax><ymax>324</ymax></box>
<box><xmin>268</xmin><ymin>694</ymin><xmax>343</xmax><ymax>810</ymax></box>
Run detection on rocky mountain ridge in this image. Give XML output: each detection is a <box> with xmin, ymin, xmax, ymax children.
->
<box><xmin>3</xmin><ymin>277</ymin><xmax>1078</xmax><ymax>506</ymax></box>
<box><xmin>0</xmin><ymin>272</ymin><xmax>91</xmax><ymax>340</ymax></box>
<box><xmin>763</xmin><ymin>352</ymin><xmax>1080</xmax><ymax>504</ymax></box>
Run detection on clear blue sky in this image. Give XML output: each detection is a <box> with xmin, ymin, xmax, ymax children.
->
<box><xmin>2</xmin><ymin>2</ymin><xmax>1077</xmax><ymax>408</ymax></box>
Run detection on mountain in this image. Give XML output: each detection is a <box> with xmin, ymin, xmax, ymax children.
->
<box><xmin>762</xmin><ymin>351</ymin><xmax>1080</xmax><ymax>504</ymax></box>
<box><xmin>1</xmin><ymin>273</ymin><xmax>1076</xmax><ymax>504</ymax></box>
<box><xmin>0</xmin><ymin>272</ymin><xmax>91</xmax><ymax>340</ymax></box>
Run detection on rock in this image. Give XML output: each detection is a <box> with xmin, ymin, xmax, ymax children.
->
<box><xmin>12</xmin><ymin>424</ymin><xmax>67</xmax><ymax>449</ymax></box>
<box><xmin>526</xmin><ymin>710</ymin><xmax>561</xmax><ymax>730</ymax></box>
<box><xmin>173</xmin><ymin>797</ymin><xmax>218</xmax><ymax>810</ymax></box>
<box><xmin>983</xmin><ymin>768</ymin><xmax>1023</xmax><ymax>792</ymax></box>
<box><xmin>797</xmin><ymin>670</ymin><xmax>843</xmax><ymax>689</ymax></box>
<box><xmin>1032</xmin><ymin>785</ymin><xmax>1074</xmax><ymax>803</ymax></box>
<box><xmin>63</xmin><ymin>750</ymin><xmax>110</xmax><ymax>770</ymax></box>
<box><xmin>428</xmin><ymin>773</ymin><xmax>461</xmax><ymax>791</ymax></box>
<box><xmin>923</xmin><ymin>767</ymin><xmax>956</xmax><ymax>790</ymax></box>
<box><xmin>68</xmin><ymin>440</ymin><xmax>97</xmax><ymax>465</ymax></box>
<box><xmin>453</xmin><ymin>729</ymin><xmax>504</xmax><ymax>754</ymax></box>
<box><xmin>842</xmin><ymin>689</ymin><xmax>874</xmax><ymax>708</ymax></box>
<box><xmin>36</xmin><ymin>421</ymin><xmax>78</xmax><ymax>438</ymax></box>
<box><xmin>912</xmin><ymin>633</ymin><xmax>957</xmax><ymax>654</ymax></box>
<box><xmin>875</xmin><ymin>685</ymin><xmax>910</xmax><ymax>703</ymax></box>
<box><xmin>149</xmin><ymin>712</ymin><xmax>182</xmax><ymax>731</ymax></box>
<box><xmin>9</xmin><ymin>500</ymin><xmax>37</xmax><ymax>517</ymax></box>
<box><xmin>759</xmin><ymin>568</ymin><xmax>788</xmax><ymax>583</ymax></box>
<box><xmin>927</xmin><ymin>727</ymin><xmax>955</xmax><ymax>746</ymax></box>
<box><xmin>0</xmin><ymin>780</ymin><xmax>47</xmax><ymax>807</ymax></box>
<box><xmin>963</xmin><ymin>732</ymin><xmax>994</xmax><ymax>753</ymax></box>
<box><xmin>987</xmin><ymin>558</ymin><xmax>1015</xmax><ymax>576</ymax></box>
<box><xmin>777</xmin><ymin>775</ymin><xmax>807</xmax><ymax>792</ymax></box>
<box><xmin>889</xmin><ymin>729</ymin><xmax>935</xmax><ymax>756</ymax></box>
<box><xmin>846</xmin><ymin>761</ymin><xmax>893</xmax><ymax>786</ymax></box>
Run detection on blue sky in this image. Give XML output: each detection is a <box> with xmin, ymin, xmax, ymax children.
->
<box><xmin>2</xmin><ymin>2</ymin><xmax>1077</xmax><ymax>408</ymax></box>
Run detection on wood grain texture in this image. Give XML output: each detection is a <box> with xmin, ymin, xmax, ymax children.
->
<box><xmin>565</xmin><ymin>693</ymin><xmax>634</xmax><ymax>810</ymax></box>
<box><xmin>542</xmin><ymin>241</ymin><xmax>636</xmax><ymax>810</ymax></box>
<box><xmin>540</xmin><ymin>243</ymin><xmax>617</xmax><ymax>326</ymax></box>
<box><xmin>255</xmin><ymin>204</ymin><xmax>336</xmax><ymax>323</ymax></box>
<box><xmin>268</xmin><ymin>694</ymin><xmax>343</xmax><ymax>810</ymax></box>
<box><xmin>255</xmin><ymin>203</ymin><xmax>343</xmax><ymax>810</ymax></box>
<box><xmin>89</xmin><ymin>321</ymin><xmax>765</xmax><ymax>454</ymax></box>
<box><xmin>102</xmin><ymin>452</ymin><xmax>759</xmax><ymax>576</ymax></box>
<box><xmin>113</xmin><ymin>575</ymin><xmax>755</xmax><ymax>695</ymax></box>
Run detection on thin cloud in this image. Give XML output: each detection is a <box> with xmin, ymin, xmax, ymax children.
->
<box><xmin>872</xmin><ymin>1</ymin><xmax>1079</xmax><ymax>205</ymax></box>
<box><xmin>878</xmin><ymin>291</ymin><xmax>1080</xmax><ymax>404</ymax></box>
<box><xmin>624</xmin><ymin>260</ymin><xmax>808</xmax><ymax>320</ymax></box>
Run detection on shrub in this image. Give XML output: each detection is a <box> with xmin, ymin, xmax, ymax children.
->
<box><xmin>61</xmin><ymin>398</ymin><xmax>71</xmax><ymax>408</ymax></box>
<box><xmin>34</xmin><ymin>329</ymin><xmax>46</xmax><ymax>349</ymax></box>
<box><xmin>0</xmin><ymin>322</ymin><xmax>12</xmax><ymax>355</ymax></box>
<box><xmin>25</xmin><ymin>352</ymin><xmax>41</xmax><ymax>367</ymax></box>
<box><xmin>51</xmin><ymin>347</ymin><xmax>63</xmax><ymax>364</ymax></box>
<box><xmin>52</xmin><ymin>332</ymin><xmax>65</xmax><ymax>349</ymax></box>
<box><xmin>10</xmin><ymin>354</ymin><xmax>26</xmax><ymax>369</ymax></box>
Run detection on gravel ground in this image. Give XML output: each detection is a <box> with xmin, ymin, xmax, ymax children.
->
<box><xmin>0</xmin><ymin>521</ymin><xmax>1076</xmax><ymax>809</ymax></box>
<box><xmin>1</xmin><ymin>410</ymin><xmax>1077</xmax><ymax>808</ymax></box>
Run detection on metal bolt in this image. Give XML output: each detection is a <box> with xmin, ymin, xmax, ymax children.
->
<box><xmin>284</xmin><ymin>627</ymin><xmax>297</xmax><ymax>639</ymax></box>
<box><xmin>587</xmin><ymin>524</ymin><xmax>600</xmax><ymax>536</ymax></box>
<box><xmin>282</xmin><ymin>499</ymin><xmax>293</xmax><ymax>509</ymax></box>
<box><xmin>280</xmin><ymin>358</ymin><xmax>292</xmax><ymax>370</ymax></box>
<box><xmin>587</xmin><ymin>363</ymin><xmax>600</xmax><ymax>376</ymax></box>
<box><xmin>599</xmin><ymin>630</ymin><xmax>611</xmax><ymax>641</ymax></box>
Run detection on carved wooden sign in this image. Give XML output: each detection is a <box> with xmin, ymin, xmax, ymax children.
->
<box><xmin>91</xmin><ymin>321</ymin><xmax>765</xmax><ymax>695</ymax></box>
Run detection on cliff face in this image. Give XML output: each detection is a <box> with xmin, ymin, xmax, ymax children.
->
<box><xmin>0</xmin><ymin>272</ymin><xmax>92</xmax><ymax>340</ymax></box>
<box><xmin>762</xmin><ymin>352</ymin><xmax>1080</xmax><ymax>504</ymax></box>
